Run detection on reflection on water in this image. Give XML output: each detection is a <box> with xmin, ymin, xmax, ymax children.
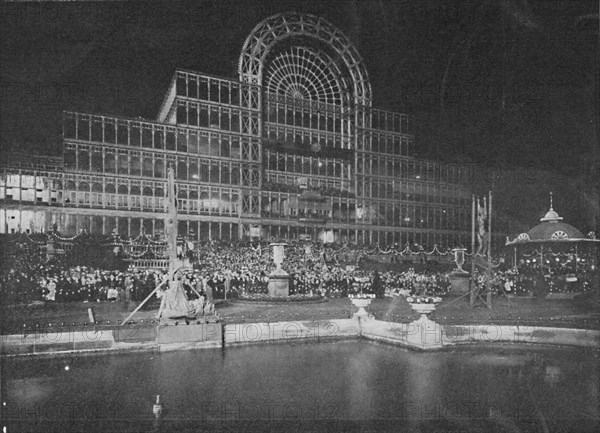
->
<box><xmin>2</xmin><ymin>341</ymin><xmax>599</xmax><ymax>432</ymax></box>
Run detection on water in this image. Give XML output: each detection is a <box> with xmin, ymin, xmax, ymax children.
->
<box><xmin>2</xmin><ymin>341</ymin><xmax>599</xmax><ymax>432</ymax></box>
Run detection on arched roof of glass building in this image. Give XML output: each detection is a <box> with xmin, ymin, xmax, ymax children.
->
<box><xmin>238</xmin><ymin>12</ymin><xmax>372</xmax><ymax>107</ymax></box>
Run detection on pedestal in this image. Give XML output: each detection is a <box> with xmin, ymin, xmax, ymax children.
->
<box><xmin>268</xmin><ymin>273</ymin><xmax>289</xmax><ymax>297</ymax></box>
<box><xmin>350</xmin><ymin>298</ymin><xmax>372</xmax><ymax>320</ymax></box>
<box><xmin>407</xmin><ymin>304</ymin><xmax>442</xmax><ymax>349</ymax></box>
<box><xmin>449</xmin><ymin>273</ymin><xmax>470</xmax><ymax>295</ymax></box>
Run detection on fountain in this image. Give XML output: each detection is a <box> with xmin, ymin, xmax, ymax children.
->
<box><xmin>121</xmin><ymin>166</ymin><xmax>220</xmax><ymax>344</ymax></box>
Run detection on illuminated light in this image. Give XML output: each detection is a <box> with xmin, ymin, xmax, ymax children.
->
<box><xmin>192</xmin><ymin>175</ymin><xmax>198</xmax><ymax>179</ymax></box>
<box><xmin>64</xmin><ymin>366</ymin><xmax>70</xmax><ymax>371</ymax></box>
<box><xmin>416</xmin><ymin>175</ymin><xmax>420</xmax><ymax>179</ymax></box>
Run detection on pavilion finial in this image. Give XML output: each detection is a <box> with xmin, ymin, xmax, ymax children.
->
<box><xmin>549</xmin><ymin>192</ymin><xmax>553</xmax><ymax>210</ymax></box>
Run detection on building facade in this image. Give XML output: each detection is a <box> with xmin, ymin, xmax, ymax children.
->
<box><xmin>1</xmin><ymin>13</ymin><xmax>473</xmax><ymax>247</ymax></box>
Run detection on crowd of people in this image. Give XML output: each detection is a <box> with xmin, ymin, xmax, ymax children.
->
<box><xmin>1</xmin><ymin>239</ymin><xmax>596</xmax><ymax>307</ymax></box>
<box><xmin>0</xmin><ymin>240</ymin><xmax>455</xmax><ymax>306</ymax></box>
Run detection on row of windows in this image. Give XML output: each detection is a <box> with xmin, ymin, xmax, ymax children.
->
<box><xmin>356</xmin><ymin>178</ymin><xmax>469</xmax><ymax>205</ymax></box>
<box><xmin>265</xmin><ymin>173</ymin><xmax>346</xmax><ymax>193</ymax></box>
<box><xmin>175</xmin><ymin>71</ymin><xmax>260</xmax><ymax>109</ymax></box>
<box><xmin>64</xmin><ymin>114</ymin><xmax>466</xmax><ymax>183</ymax></box>
<box><xmin>42</xmin><ymin>212</ymin><xmax>466</xmax><ymax>247</ymax></box>
<box><xmin>264</xmin><ymin>125</ymin><xmax>347</xmax><ymax>151</ymax></box>
<box><xmin>64</xmin><ymin>113</ymin><xmax>260</xmax><ymax>156</ymax></box>
<box><xmin>258</xmin><ymin>195</ymin><xmax>469</xmax><ymax>231</ymax></box>
<box><xmin>357</xmin><ymin>107</ymin><xmax>412</xmax><ymax>134</ymax></box>
<box><xmin>263</xmin><ymin>125</ymin><xmax>415</xmax><ymax>157</ymax></box>
<box><xmin>264</xmin><ymin>92</ymin><xmax>341</xmax><ymax>115</ymax></box>
<box><xmin>264</xmin><ymin>101</ymin><xmax>346</xmax><ymax>134</ymax></box>
<box><xmin>1</xmin><ymin>185</ymin><xmax>469</xmax><ymax>231</ymax></box>
<box><xmin>0</xmin><ymin>181</ymin><xmax>466</xmax><ymax>212</ymax></box>
<box><xmin>175</xmin><ymin>101</ymin><xmax>260</xmax><ymax>136</ymax></box>
<box><xmin>47</xmin><ymin>213</ymin><xmax>240</xmax><ymax>241</ymax></box>
<box><xmin>267</xmin><ymin>152</ymin><xmax>347</xmax><ymax>178</ymax></box>
<box><xmin>356</xmin><ymin>156</ymin><xmax>469</xmax><ymax>184</ymax></box>
<box><xmin>356</xmin><ymin>132</ymin><xmax>415</xmax><ymax>156</ymax></box>
<box><xmin>261</xmin><ymin>225</ymin><xmax>466</xmax><ymax>249</ymax></box>
<box><xmin>172</xmin><ymin>71</ymin><xmax>411</xmax><ymax>137</ymax></box>
<box><xmin>61</xmin><ymin>191</ymin><xmax>241</xmax><ymax>216</ymax></box>
<box><xmin>63</xmin><ymin>149</ymin><xmax>252</xmax><ymax>185</ymax></box>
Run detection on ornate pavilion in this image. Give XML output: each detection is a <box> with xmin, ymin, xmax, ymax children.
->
<box><xmin>505</xmin><ymin>195</ymin><xmax>598</xmax><ymax>291</ymax></box>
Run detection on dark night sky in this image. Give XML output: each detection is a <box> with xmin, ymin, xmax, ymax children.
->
<box><xmin>1</xmin><ymin>0</ymin><xmax>598</xmax><ymax>178</ymax></box>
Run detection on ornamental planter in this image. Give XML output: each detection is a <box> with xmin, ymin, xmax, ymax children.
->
<box><xmin>407</xmin><ymin>302</ymin><xmax>442</xmax><ymax>349</ymax></box>
<box><xmin>350</xmin><ymin>298</ymin><xmax>372</xmax><ymax>319</ymax></box>
<box><xmin>410</xmin><ymin>303</ymin><xmax>437</xmax><ymax>320</ymax></box>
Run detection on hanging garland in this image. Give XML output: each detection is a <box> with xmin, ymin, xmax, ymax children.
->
<box><xmin>142</xmin><ymin>233</ymin><xmax>166</xmax><ymax>245</ymax></box>
<box><xmin>24</xmin><ymin>233</ymin><xmax>47</xmax><ymax>245</ymax></box>
<box><xmin>48</xmin><ymin>232</ymin><xmax>81</xmax><ymax>242</ymax></box>
<box><xmin>120</xmin><ymin>243</ymin><xmax>150</xmax><ymax>258</ymax></box>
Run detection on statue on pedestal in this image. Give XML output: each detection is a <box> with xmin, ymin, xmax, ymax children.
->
<box><xmin>156</xmin><ymin>165</ymin><xmax>195</xmax><ymax>321</ymax></box>
<box><xmin>476</xmin><ymin>197</ymin><xmax>490</xmax><ymax>256</ymax></box>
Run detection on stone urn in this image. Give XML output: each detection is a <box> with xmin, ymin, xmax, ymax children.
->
<box><xmin>407</xmin><ymin>300</ymin><xmax>442</xmax><ymax>349</ymax></box>
<box><xmin>410</xmin><ymin>302</ymin><xmax>437</xmax><ymax>321</ymax></box>
<box><xmin>350</xmin><ymin>296</ymin><xmax>373</xmax><ymax>319</ymax></box>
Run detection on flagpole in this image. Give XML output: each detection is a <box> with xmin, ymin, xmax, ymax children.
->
<box><xmin>487</xmin><ymin>191</ymin><xmax>492</xmax><ymax>308</ymax></box>
<box><xmin>470</xmin><ymin>194</ymin><xmax>476</xmax><ymax>307</ymax></box>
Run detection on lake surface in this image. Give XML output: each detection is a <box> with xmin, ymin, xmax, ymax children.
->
<box><xmin>2</xmin><ymin>341</ymin><xmax>599</xmax><ymax>432</ymax></box>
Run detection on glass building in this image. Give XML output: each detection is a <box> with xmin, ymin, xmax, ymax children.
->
<box><xmin>1</xmin><ymin>13</ymin><xmax>473</xmax><ymax>247</ymax></box>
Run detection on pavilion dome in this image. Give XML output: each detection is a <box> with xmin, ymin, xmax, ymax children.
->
<box><xmin>527</xmin><ymin>202</ymin><xmax>583</xmax><ymax>240</ymax></box>
<box><xmin>526</xmin><ymin>219</ymin><xmax>583</xmax><ymax>241</ymax></box>
<box><xmin>506</xmin><ymin>195</ymin><xmax>588</xmax><ymax>245</ymax></box>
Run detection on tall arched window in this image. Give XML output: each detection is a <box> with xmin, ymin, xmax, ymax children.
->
<box><xmin>118</xmin><ymin>154</ymin><xmax>129</xmax><ymax>175</ymax></box>
<box><xmin>177</xmin><ymin>160</ymin><xmax>187</xmax><ymax>180</ymax></box>
<box><xmin>154</xmin><ymin>159</ymin><xmax>165</xmax><ymax>178</ymax></box>
<box><xmin>78</xmin><ymin>151</ymin><xmax>90</xmax><ymax>171</ymax></box>
<box><xmin>143</xmin><ymin>158</ymin><xmax>153</xmax><ymax>177</ymax></box>
<box><xmin>130</xmin><ymin>156</ymin><xmax>141</xmax><ymax>176</ymax></box>
<box><xmin>105</xmin><ymin>154</ymin><xmax>116</xmax><ymax>173</ymax></box>
<box><xmin>91</xmin><ymin>152</ymin><xmax>103</xmax><ymax>172</ymax></box>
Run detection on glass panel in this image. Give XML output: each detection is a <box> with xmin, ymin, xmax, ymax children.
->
<box><xmin>77</xmin><ymin>118</ymin><xmax>90</xmax><ymax>141</ymax></box>
<box><xmin>117</xmin><ymin>123</ymin><xmax>128</xmax><ymax>145</ymax></box>
<box><xmin>64</xmin><ymin>116</ymin><xmax>76</xmax><ymax>139</ymax></box>
<box><xmin>91</xmin><ymin>121</ymin><xmax>103</xmax><ymax>142</ymax></box>
<box><xmin>166</xmin><ymin>131</ymin><xmax>176</xmax><ymax>151</ymax></box>
<box><xmin>104</xmin><ymin>154</ymin><xmax>115</xmax><ymax>173</ymax></box>
<box><xmin>130</xmin><ymin>125</ymin><xmax>141</xmax><ymax>146</ymax></box>
<box><xmin>78</xmin><ymin>151</ymin><xmax>90</xmax><ymax>171</ymax></box>
<box><xmin>104</xmin><ymin>120</ymin><xmax>115</xmax><ymax>143</ymax></box>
